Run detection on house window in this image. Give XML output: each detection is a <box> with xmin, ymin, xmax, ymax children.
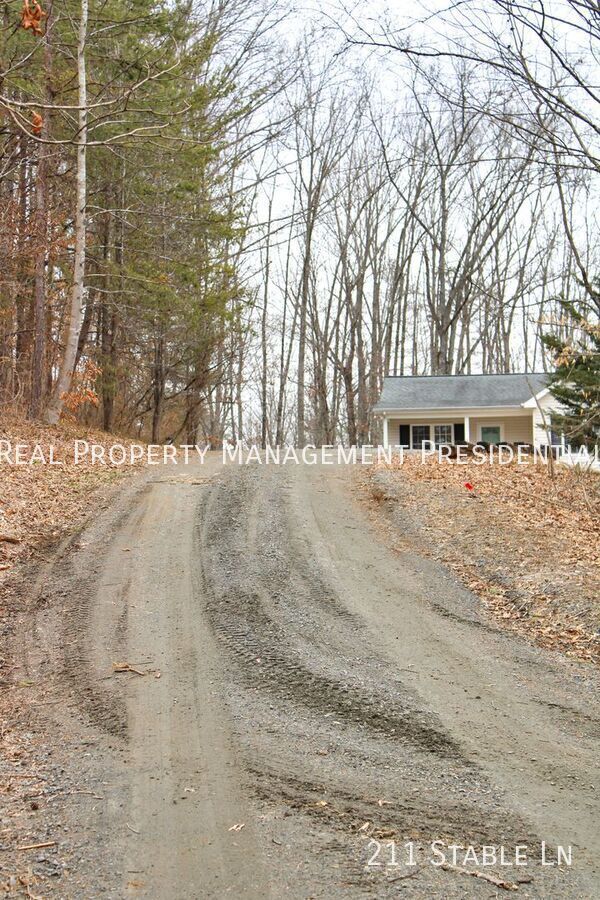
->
<box><xmin>411</xmin><ymin>425</ymin><xmax>431</xmax><ymax>449</ymax></box>
<box><xmin>480</xmin><ymin>425</ymin><xmax>501</xmax><ymax>444</ymax></box>
<box><xmin>434</xmin><ymin>424</ymin><xmax>453</xmax><ymax>446</ymax></box>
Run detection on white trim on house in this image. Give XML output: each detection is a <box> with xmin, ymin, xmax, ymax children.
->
<box><xmin>410</xmin><ymin>423</ymin><xmax>431</xmax><ymax>449</ymax></box>
<box><xmin>375</xmin><ymin>405</ymin><xmax>532</xmax><ymax>417</ymax></box>
<box><xmin>433</xmin><ymin>423</ymin><xmax>454</xmax><ymax>445</ymax></box>
<box><xmin>408</xmin><ymin>419</ymin><xmax>454</xmax><ymax>450</ymax></box>
<box><xmin>521</xmin><ymin>387</ymin><xmax>551</xmax><ymax>408</ymax></box>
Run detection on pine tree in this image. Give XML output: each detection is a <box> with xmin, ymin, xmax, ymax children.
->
<box><xmin>543</xmin><ymin>291</ymin><xmax>600</xmax><ymax>449</ymax></box>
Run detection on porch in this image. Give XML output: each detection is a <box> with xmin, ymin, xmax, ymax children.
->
<box><xmin>382</xmin><ymin>410</ymin><xmax>535</xmax><ymax>449</ymax></box>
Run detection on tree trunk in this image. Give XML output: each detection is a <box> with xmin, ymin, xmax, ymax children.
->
<box><xmin>44</xmin><ymin>0</ymin><xmax>88</xmax><ymax>424</ymax></box>
<box><xmin>30</xmin><ymin>1</ymin><xmax>54</xmax><ymax>419</ymax></box>
<box><xmin>102</xmin><ymin>310</ymin><xmax>118</xmax><ymax>432</ymax></box>
<box><xmin>260</xmin><ymin>199</ymin><xmax>272</xmax><ymax>448</ymax></box>
<box><xmin>297</xmin><ymin>247</ymin><xmax>309</xmax><ymax>447</ymax></box>
<box><xmin>30</xmin><ymin>141</ymin><xmax>48</xmax><ymax>418</ymax></box>
<box><xmin>16</xmin><ymin>135</ymin><xmax>33</xmax><ymax>396</ymax></box>
<box><xmin>343</xmin><ymin>362</ymin><xmax>357</xmax><ymax>447</ymax></box>
<box><xmin>103</xmin><ymin>166</ymin><xmax>125</xmax><ymax>432</ymax></box>
<box><xmin>151</xmin><ymin>333</ymin><xmax>164</xmax><ymax>443</ymax></box>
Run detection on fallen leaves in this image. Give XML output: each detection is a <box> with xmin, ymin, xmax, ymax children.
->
<box><xmin>20</xmin><ymin>1</ymin><xmax>46</xmax><ymax>36</ymax></box>
<box><xmin>0</xmin><ymin>416</ymin><xmax>144</xmax><ymax>587</ymax></box>
<box><xmin>365</xmin><ymin>457</ymin><xmax>600</xmax><ymax>665</ymax></box>
<box><xmin>31</xmin><ymin>111</ymin><xmax>43</xmax><ymax>135</ymax></box>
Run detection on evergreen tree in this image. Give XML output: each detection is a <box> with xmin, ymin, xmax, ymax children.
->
<box><xmin>0</xmin><ymin>0</ymin><xmax>251</xmax><ymax>436</ymax></box>
<box><xmin>543</xmin><ymin>289</ymin><xmax>600</xmax><ymax>449</ymax></box>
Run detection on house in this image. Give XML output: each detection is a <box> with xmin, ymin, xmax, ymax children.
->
<box><xmin>373</xmin><ymin>373</ymin><xmax>561</xmax><ymax>450</ymax></box>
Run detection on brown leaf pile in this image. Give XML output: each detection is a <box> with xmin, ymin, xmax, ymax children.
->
<box><xmin>364</xmin><ymin>456</ymin><xmax>600</xmax><ymax>664</ymax></box>
<box><xmin>0</xmin><ymin>416</ymin><xmax>145</xmax><ymax>587</ymax></box>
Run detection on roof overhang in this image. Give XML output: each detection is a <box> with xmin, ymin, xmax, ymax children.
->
<box><xmin>373</xmin><ymin>405</ymin><xmax>532</xmax><ymax>417</ymax></box>
<box><xmin>521</xmin><ymin>387</ymin><xmax>551</xmax><ymax>408</ymax></box>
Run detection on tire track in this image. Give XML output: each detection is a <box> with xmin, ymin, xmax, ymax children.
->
<box><xmin>199</xmin><ymin>466</ymin><xmax>464</xmax><ymax>757</ymax></box>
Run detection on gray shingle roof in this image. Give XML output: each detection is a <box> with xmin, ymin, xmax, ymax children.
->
<box><xmin>373</xmin><ymin>373</ymin><xmax>549</xmax><ymax>412</ymax></box>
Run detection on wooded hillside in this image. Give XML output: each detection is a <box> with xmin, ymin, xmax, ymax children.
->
<box><xmin>1</xmin><ymin>0</ymin><xmax>598</xmax><ymax>445</ymax></box>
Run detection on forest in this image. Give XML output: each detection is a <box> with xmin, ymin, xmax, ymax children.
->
<box><xmin>0</xmin><ymin>0</ymin><xmax>598</xmax><ymax>447</ymax></box>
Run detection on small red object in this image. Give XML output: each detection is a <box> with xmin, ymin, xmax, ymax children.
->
<box><xmin>464</xmin><ymin>482</ymin><xmax>474</xmax><ymax>491</ymax></box>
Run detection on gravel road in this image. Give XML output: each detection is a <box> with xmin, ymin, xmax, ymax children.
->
<box><xmin>16</xmin><ymin>458</ymin><xmax>600</xmax><ymax>898</ymax></box>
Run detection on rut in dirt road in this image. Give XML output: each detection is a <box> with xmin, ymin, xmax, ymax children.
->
<box><xmin>200</xmin><ymin>476</ymin><xmax>459</xmax><ymax>757</ymax></box>
<box><xmin>195</xmin><ymin>463</ymin><xmax>598</xmax><ymax>897</ymax></box>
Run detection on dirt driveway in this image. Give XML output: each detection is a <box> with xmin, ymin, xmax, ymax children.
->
<box><xmin>8</xmin><ymin>459</ymin><xmax>600</xmax><ymax>897</ymax></box>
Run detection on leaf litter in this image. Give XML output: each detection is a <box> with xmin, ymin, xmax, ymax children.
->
<box><xmin>362</xmin><ymin>456</ymin><xmax>600</xmax><ymax>665</ymax></box>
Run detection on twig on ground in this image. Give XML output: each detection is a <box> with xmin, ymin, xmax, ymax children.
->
<box><xmin>387</xmin><ymin>865</ymin><xmax>422</xmax><ymax>883</ymax></box>
<box><xmin>441</xmin><ymin>861</ymin><xmax>518</xmax><ymax>890</ymax></box>
<box><xmin>14</xmin><ymin>840</ymin><xmax>57</xmax><ymax>852</ymax></box>
<box><xmin>113</xmin><ymin>662</ymin><xmax>147</xmax><ymax>676</ymax></box>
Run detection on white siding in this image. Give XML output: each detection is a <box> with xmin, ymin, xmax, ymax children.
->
<box><xmin>531</xmin><ymin>392</ymin><xmax>562</xmax><ymax>447</ymax></box>
<box><xmin>470</xmin><ymin>416</ymin><xmax>533</xmax><ymax>444</ymax></box>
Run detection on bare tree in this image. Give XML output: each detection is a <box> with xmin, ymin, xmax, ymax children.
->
<box><xmin>44</xmin><ymin>0</ymin><xmax>88</xmax><ymax>425</ymax></box>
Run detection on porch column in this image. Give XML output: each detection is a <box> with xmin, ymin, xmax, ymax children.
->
<box><xmin>382</xmin><ymin>416</ymin><xmax>389</xmax><ymax>449</ymax></box>
<box><xmin>464</xmin><ymin>415</ymin><xmax>470</xmax><ymax>443</ymax></box>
